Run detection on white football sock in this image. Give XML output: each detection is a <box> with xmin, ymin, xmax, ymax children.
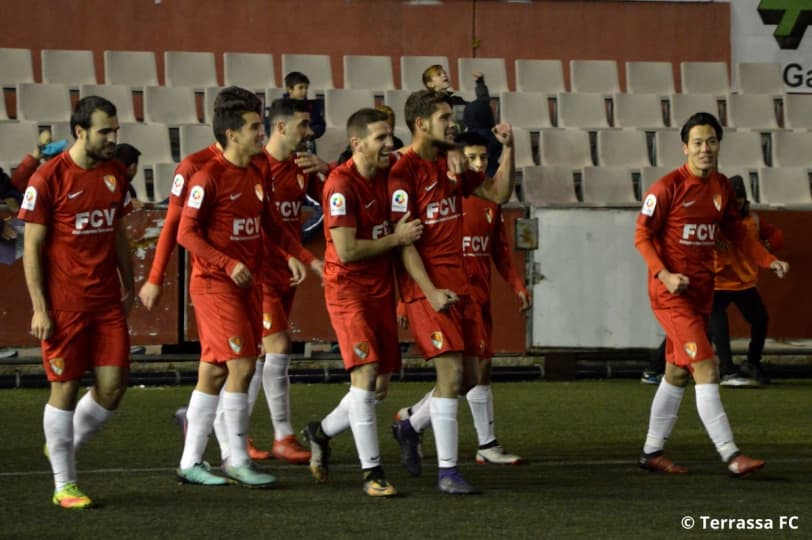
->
<box><xmin>695</xmin><ymin>383</ymin><xmax>739</xmax><ymax>462</ymax></box>
<box><xmin>430</xmin><ymin>397</ymin><xmax>458</xmax><ymax>468</ymax></box>
<box><xmin>408</xmin><ymin>389</ymin><xmax>433</xmax><ymax>432</ymax></box>
<box><xmin>643</xmin><ymin>379</ymin><xmax>685</xmax><ymax>454</ymax></box>
<box><xmin>347</xmin><ymin>387</ymin><xmax>380</xmax><ymax>470</ymax></box>
<box><xmin>466</xmin><ymin>385</ymin><xmax>495</xmax><ymax>447</ymax></box>
<box><xmin>247</xmin><ymin>360</ymin><xmax>264</xmax><ymax>416</ymax></box>
<box><xmin>72</xmin><ymin>391</ymin><xmax>113</xmax><ymax>451</ymax></box>
<box><xmin>44</xmin><ymin>404</ymin><xmax>75</xmax><ymax>490</ymax></box>
<box><xmin>263</xmin><ymin>353</ymin><xmax>293</xmax><ymax>440</ymax></box>
<box><xmin>179</xmin><ymin>390</ymin><xmax>219</xmax><ymax>470</ymax></box>
<box><xmin>213</xmin><ymin>387</ymin><xmax>229</xmax><ymax>461</ymax></box>
<box><xmin>321</xmin><ymin>391</ymin><xmax>351</xmax><ymax>438</ymax></box>
<box><xmin>222</xmin><ymin>391</ymin><xmax>250</xmax><ymax>467</ymax></box>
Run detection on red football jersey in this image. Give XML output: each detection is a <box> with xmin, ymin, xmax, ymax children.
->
<box><xmin>388</xmin><ymin>149</ymin><xmax>484</xmax><ymax>301</ymax></box>
<box><xmin>18</xmin><ymin>152</ymin><xmax>131</xmax><ymax>311</ymax></box>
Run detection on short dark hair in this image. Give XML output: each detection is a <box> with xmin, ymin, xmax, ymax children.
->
<box><xmin>267</xmin><ymin>98</ymin><xmax>310</xmax><ymax>125</ymax></box>
<box><xmin>284</xmin><ymin>71</ymin><xmax>310</xmax><ymax>89</ymax></box>
<box><xmin>70</xmin><ymin>96</ymin><xmax>117</xmax><ymax>140</ymax></box>
<box><xmin>113</xmin><ymin>143</ymin><xmax>141</xmax><ymax>167</ymax></box>
<box><xmin>212</xmin><ymin>86</ymin><xmax>262</xmax><ymax>148</ymax></box>
<box><xmin>422</xmin><ymin>64</ymin><xmax>445</xmax><ymax>88</ymax></box>
<box><xmin>455</xmin><ymin>131</ymin><xmax>489</xmax><ymax>149</ymax></box>
<box><xmin>680</xmin><ymin>112</ymin><xmax>723</xmax><ymax>143</ymax></box>
<box><xmin>404</xmin><ymin>89</ymin><xmax>453</xmax><ymax>134</ymax></box>
<box><xmin>346</xmin><ymin>108</ymin><xmax>389</xmax><ymax>140</ymax></box>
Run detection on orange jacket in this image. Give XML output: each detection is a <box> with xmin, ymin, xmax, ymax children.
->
<box><xmin>714</xmin><ymin>211</ymin><xmax>783</xmax><ymax>291</ymax></box>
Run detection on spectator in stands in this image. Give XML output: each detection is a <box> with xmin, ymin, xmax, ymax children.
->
<box><xmin>282</xmin><ymin>71</ymin><xmax>326</xmax><ymax>152</ymax></box>
<box><xmin>711</xmin><ymin>175</ymin><xmax>784</xmax><ymax>387</ymax></box>
<box><xmin>112</xmin><ymin>143</ymin><xmax>153</xmax><ymax>211</ymax></box>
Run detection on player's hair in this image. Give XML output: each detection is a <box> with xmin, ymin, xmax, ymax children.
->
<box><xmin>404</xmin><ymin>89</ymin><xmax>453</xmax><ymax>134</ymax></box>
<box><xmin>680</xmin><ymin>112</ymin><xmax>723</xmax><ymax>143</ymax></box>
<box><xmin>454</xmin><ymin>131</ymin><xmax>489</xmax><ymax>149</ymax></box>
<box><xmin>284</xmin><ymin>71</ymin><xmax>310</xmax><ymax>89</ymax></box>
<box><xmin>212</xmin><ymin>86</ymin><xmax>262</xmax><ymax>148</ymax></box>
<box><xmin>267</xmin><ymin>98</ymin><xmax>310</xmax><ymax>124</ymax></box>
<box><xmin>375</xmin><ymin>103</ymin><xmax>396</xmax><ymax>128</ymax></box>
<box><xmin>70</xmin><ymin>96</ymin><xmax>117</xmax><ymax>140</ymax></box>
<box><xmin>113</xmin><ymin>143</ymin><xmax>141</xmax><ymax>167</ymax></box>
<box><xmin>346</xmin><ymin>108</ymin><xmax>389</xmax><ymax>140</ymax></box>
<box><xmin>421</xmin><ymin>64</ymin><xmax>445</xmax><ymax>89</ymax></box>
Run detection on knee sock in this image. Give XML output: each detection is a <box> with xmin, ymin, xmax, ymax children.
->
<box><xmin>263</xmin><ymin>353</ymin><xmax>293</xmax><ymax>440</ymax></box>
<box><xmin>466</xmin><ymin>385</ymin><xmax>495</xmax><ymax>447</ymax></box>
<box><xmin>430</xmin><ymin>397</ymin><xmax>458</xmax><ymax>469</ymax></box>
<box><xmin>347</xmin><ymin>387</ymin><xmax>380</xmax><ymax>470</ymax></box>
<box><xmin>321</xmin><ymin>391</ymin><xmax>352</xmax><ymax>438</ymax></box>
<box><xmin>44</xmin><ymin>404</ymin><xmax>75</xmax><ymax>490</ymax></box>
<box><xmin>695</xmin><ymin>383</ymin><xmax>739</xmax><ymax>462</ymax></box>
<box><xmin>408</xmin><ymin>389</ymin><xmax>433</xmax><ymax>432</ymax></box>
<box><xmin>179</xmin><ymin>391</ymin><xmax>219</xmax><ymax>470</ymax></box>
<box><xmin>247</xmin><ymin>360</ymin><xmax>264</xmax><ymax>416</ymax></box>
<box><xmin>643</xmin><ymin>380</ymin><xmax>685</xmax><ymax>454</ymax></box>
<box><xmin>222</xmin><ymin>391</ymin><xmax>250</xmax><ymax>467</ymax></box>
<box><xmin>72</xmin><ymin>391</ymin><xmax>113</xmax><ymax>451</ymax></box>
<box><xmin>213</xmin><ymin>387</ymin><xmax>229</xmax><ymax>461</ymax></box>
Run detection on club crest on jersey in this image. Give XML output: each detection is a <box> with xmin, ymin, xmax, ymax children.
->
<box><xmin>297</xmin><ymin>174</ymin><xmax>305</xmax><ymax>190</ymax></box>
<box><xmin>484</xmin><ymin>207</ymin><xmax>493</xmax><ymax>224</ymax></box>
<box><xmin>21</xmin><ymin>186</ymin><xmax>37</xmax><ymax>211</ymax></box>
<box><xmin>188</xmin><ymin>185</ymin><xmax>205</xmax><ymax>209</ymax></box>
<box><xmin>263</xmin><ymin>314</ymin><xmax>272</xmax><ymax>330</ymax></box>
<box><xmin>171</xmin><ymin>174</ymin><xmax>185</xmax><ymax>197</ymax></box>
<box><xmin>713</xmin><ymin>194</ymin><xmax>722</xmax><ymax>212</ymax></box>
<box><xmin>353</xmin><ymin>342</ymin><xmax>370</xmax><ymax>360</ymax></box>
<box><xmin>228</xmin><ymin>336</ymin><xmax>243</xmax><ymax>354</ymax></box>
<box><xmin>104</xmin><ymin>175</ymin><xmax>117</xmax><ymax>192</ymax></box>
<box><xmin>641</xmin><ymin>194</ymin><xmax>656</xmax><ymax>216</ymax></box>
<box><xmin>330</xmin><ymin>193</ymin><xmax>346</xmax><ymax>216</ymax></box>
<box><xmin>255</xmin><ymin>184</ymin><xmax>264</xmax><ymax>201</ymax></box>
<box><xmin>446</xmin><ymin>170</ymin><xmax>458</xmax><ymax>183</ymax></box>
<box><xmin>684</xmin><ymin>342</ymin><xmax>697</xmax><ymax>359</ymax></box>
<box><xmin>391</xmin><ymin>189</ymin><xmax>408</xmax><ymax>213</ymax></box>
<box><xmin>430</xmin><ymin>331</ymin><xmax>444</xmax><ymax>350</ymax></box>
<box><xmin>49</xmin><ymin>357</ymin><xmax>64</xmax><ymax>376</ymax></box>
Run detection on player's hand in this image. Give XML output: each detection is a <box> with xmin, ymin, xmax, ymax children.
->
<box><xmin>492</xmin><ymin>123</ymin><xmax>513</xmax><ymax>147</ymax></box>
<box><xmin>294</xmin><ymin>151</ymin><xmax>330</xmax><ymax>176</ymax></box>
<box><xmin>1</xmin><ymin>221</ymin><xmax>17</xmax><ymax>240</ymax></box>
<box><xmin>138</xmin><ymin>282</ymin><xmax>162</xmax><ymax>311</ymax></box>
<box><xmin>427</xmin><ymin>288</ymin><xmax>458</xmax><ymax>312</ymax></box>
<box><xmin>288</xmin><ymin>257</ymin><xmax>307</xmax><ymax>286</ymax></box>
<box><xmin>770</xmin><ymin>260</ymin><xmax>789</xmax><ymax>279</ymax></box>
<box><xmin>30</xmin><ymin>310</ymin><xmax>53</xmax><ymax>340</ymax></box>
<box><xmin>446</xmin><ymin>149</ymin><xmax>468</xmax><ymax>175</ymax></box>
<box><xmin>472</xmin><ymin>71</ymin><xmax>484</xmax><ymax>80</ymax></box>
<box><xmin>310</xmin><ymin>259</ymin><xmax>324</xmax><ymax>286</ymax></box>
<box><xmin>517</xmin><ymin>290</ymin><xmax>532</xmax><ymax>311</ymax></box>
<box><xmin>394</xmin><ymin>211</ymin><xmax>423</xmax><ymax>246</ymax></box>
<box><xmin>121</xmin><ymin>290</ymin><xmax>135</xmax><ymax>317</ymax></box>
<box><xmin>658</xmin><ymin>270</ymin><xmax>689</xmax><ymax>294</ymax></box>
<box><xmin>230</xmin><ymin>262</ymin><xmax>254</xmax><ymax>288</ymax></box>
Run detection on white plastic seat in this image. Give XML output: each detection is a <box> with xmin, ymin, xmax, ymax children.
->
<box><xmin>0</xmin><ymin>122</ymin><xmax>39</xmax><ymax>163</ymax></box>
<box><xmin>512</xmin><ymin>127</ymin><xmax>536</xmax><ymax>168</ymax></box>
<box><xmin>118</xmin><ymin>123</ymin><xmax>173</xmax><ymax>164</ymax></box>
<box><xmin>152</xmin><ymin>162</ymin><xmax>181</xmax><ymax>201</ymax></box>
<box><xmin>726</xmin><ymin>94</ymin><xmax>779</xmax><ymax>130</ymax></box>
<box><xmin>343</xmin><ymin>55</ymin><xmax>394</xmax><ymax>91</ymax></box>
<box><xmin>384</xmin><ymin>89</ymin><xmax>411</xmax><ymax>129</ymax></box>
<box><xmin>570</xmin><ymin>60</ymin><xmax>619</xmax><ymax>94</ymax></box>
<box><xmin>736</xmin><ymin>62</ymin><xmax>784</xmax><ymax>95</ymax></box>
<box><xmin>557</xmin><ymin>93</ymin><xmax>609</xmax><ymax>129</ymax></box>
<box><xmin>613</xmin><ymin>93</ymin><xmax>666</xmax><ymax>129</ymax></box>
<box><xmin>719</xmin><ymin>169</ymin><xmax>757</xmax><ymax>202</ymax></box>
<box><xmin>539</xmin><ymin>129</ymin><xmax>592</xmax><ymax>168</ymax></box>
<box><xmin>581</xmin><ymin>166</ymin><xmax>637</xmax><ymax>204</ymax></box>
<box><xmin>41</xmin><ymin>49</ymin><xmax>96</xmax><ymax>87</ymax></box>
<box><xmin>316</xmin><ymin>127</ymin><xmax>350</xmax><ymax>163</ymax></box>
<box><xmin>717</xmin><ymin>131</ymin><xmax>765</xmax><ymax>170</ymax></box>
<box><xmin>521</xmin><ymin>165</ymin><xmax>577</xmax><ymax>206</ymax></box>
<box><xmin>144</xmin><ymin>86</ymin><xmax>199</xmax><ymax>125</ymax></box>
<box><xmin>104</xmin><ymin>50</ymin><xmax>158</xmax><ymax>89</ymax></box>
<box><xmin>203</xmin><ymin>86</ymin><xmax>225</xmax><ymax>125</ymax></box>
<box><xmin>784</xmin><ymin>94</ymin><xmax>812</xmax><ymax>130</ymax></box>
<box><xmin>669</xmin><ymin>94</ymin><xmax>720</xmax><ymax>128</ymax></box>
<box><xmin>79</xmin><ymin>84</ymin><xmax>136</xmax><ymax>123</ymax></box>
<box><xmin>224</xmin><ymin>53</ymin><xmax>276</xmax><ymax>91</ymax></box>
<box><xmin>400</xmin><ymin>56</ymin><xmax>449</xmax><ymax>91</ymax></box>
<box><xmin>0</xmin><ymin>48</ymin><xmax>34</xmax><ymax>88</ymax></box>
<box><xmin>179</xmin><ymin>124</ymin><xmax>214</xmax><ymax>159</ymax></box>
<box><xmin>640</xmin><ymin>166</ymin><xmax>672</xmax><ymax>194</ymax></box>
<box><xmin>680</xmin><ymin>62</ymin><xmax>729</xmax><ymax>95</ymax></box>
<box><xmin>164</xmin><ymin>51</ymin><xmax>218</xmax><ymax>90</ymax></box>
<box><xmin>625</xmin><ymin>61</ymin><xmax>675</xmax><ymax>95</ymax></box>
<box><xmin>457</xmin><ymin>58</ymin><xmax>508</xmax><ymax>94</ymax></box>
<box><xmin>772</xmin><ymin>130</ymin><xmax>812</xmax><ymax>167</ymax></box>
<box><xmin>758</xmin><ymin>167</ymin><xmax>812</xmax><ymax>205</ymax></box>
<box><xmin>499</xmin><ymin>92</ymin><xmax>551</xmax><ymax>130</ymax></box>
<box><xmin>596</xmin><ymin>129</ymin><xmax>650</xmax><ymax>168</ymax></box>
<box><xmin>16</xmin><ymin>83</ymin><xmax>71</xmax><ymax>123</ymax></box>
<box><xmin>394</xmin><ymin>127</ymin><xmax>411</xmax><ymax>147</ymax></box>
<box><xmin>514</xmin><ymin>59</ymin><xmax>565</xmax><ymax>94</ymax></box>
<box><xmin>48</xmin><ymin>122</ymin><xmax>73</xmax><ymax>142</ymax></box>
<box><xmin>323</xmin><ymin>89</ymin><xmax>375</xmax><ymax>128</ymax></box>
<box><xmin>0</xmin><ymin>95</ymin><xmax>8</xmax><ymax>121</ymax></box>
<box><xmin>281</xmin><ymin>53</ymin><xmax>334</xmax><ymax>93</ymax></box>
<box><xmin>654</xmin><ymin>129</ymin><xmax>684</xmax><ymax>168</ymax></box>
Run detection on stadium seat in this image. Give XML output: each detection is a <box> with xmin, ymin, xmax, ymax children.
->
<box><xmin>596</xmin><ymin>129</ymin><xmax>650</xmax><ymax>167</ymax></box>
<box><xmin>48</xmin><ymin>122</ymin><xmax>73</xmax><ymax>142</ymax></box>
<box><xmin>735</xmin><ymin>62</ymin><xmax>784</xmax><ymax>95</ymax></box>
<box><xmin>16</xmin><ymin>83</ymin><xmax>71</xmax><ymax>123</ymax></box>
<box><xmin>130</xmin><ymin>163</ymin><xmax>149</xmax><ymax>202</ymax></box>
<box><xmin>144</xmin><ymin>86</ymin><xmax>199</xmax><ymax>125</ymax></box>
<box><xmin>343</xmin><ymin>55</ymin><xmax>394</xmax><ymax>91</ymax></box>
<box><xmin>0</xmin><ymin>47</ymin><xmax>34</xmax><ymax>88</ymax></box>
<box><xmin>0</xmin><ymin>95</ymin><xmax>8</xmax><ymax>121</ymax></box>
<box><xmin>772</xmin><ymin>130</ymin><xmax>812</xmax><ymax>167</ymax></box>
<box><xmin>152</xmin><ymin>161</ymin><xmax>181</xmax><ymax>202</ymax></box>
<box><xmin>680</xmin><ymin>61</ymin><xmax>730</xmax><ymax>95</ymax></box>
<box><xmin>726</xmin><ymin>94</ymin><xmax>779</xmax><ymax>130</ymax></box>
<box><xmin>783</xmin><ymin>94</ymin><xmax>812</xmax><ymax>130</ymax></box>
<box><xmin>625</xmin><ymin>61</ymin><xmax>675</xmax><ymax>95</ymax></box>
<box><xmin>717</xmin><ymin>130</ymin><xmax>765</xmax><ymax>170</ymax></box>
<box><xmin>514</xmin><ymin>59</ymin><xmax>565</xmax><ymax>94</ymax></box>
<box><xmin>400</xmin><ymin>55</ymin><xmax>450</xmax><ymax>91</ymax></box>
<box><xmin>179</xmin><ymin>124</ymin><xmax>214</xmax><ymax>159</ymax></box>
<box><xmin>79</xmin><ymin>84</ymin><xmax>136</xmax><ymax>123</ymax></box>
<box><xmin>164</xmin><ymin>51</ymin><xmax>218</xmax><ymax>90</ymax></box>
<box><xmin>0</xmin><ymin>121</ymin><xmax>38</xmax><ymax>163</ymax></box>
<box><xmin>281</xmin><ymin>53</ymin><xmax>334</xmax><ymax>94</ymax></box>
<box><xmin>104</xmin><ymin>50</ymin><xmax>159</xmax><ymax>89</ymax></box>
<box><xmin>654</xmin><ymin>129</ymin><xmax>684</xmax><ymax>168</ymax></box>
<box><xmin>539</xmin><ymin>128</ymin><xmax>592</xmax><ymax>168</ymax></box>
<box><xmin>499</xmin><ymin>92</ymin><xmax>551</xmax><ymax>130</ymax></box>
<box><xmin>720</xmin><ymin>168</ymin><xmax>757</xmax><ymax>202</ymax></box>
<box><xmin>41</xmin><ymin>49</ymin><xmax>97</xmax><ymax>87</ymax></box>
<box><xmin>265</xmin><ymin>87</ymin><xmax>285</xmax><ymax>106</ymax></box>
<box><xmin>512</xmin><ymin>127</ymin><xmax>536</xmax><ymax>168</ymax></box>
<box><xmin>203</xmin><ymin>86</ymin><xmax>224</xmax><ymax>125</ymax></box>
<box><xmin>457</xmin><ymin>57</ymin><xmax>509</xmax><ymax>94</ymax></box>
<box><xmin>557</xmin><ymin>93</ymin><xmax>610</xmax><ymax>129</ymax></box>
<box><xmin>394</xmin><ymin>127</ymin><xmax>411</xmax><ymax>147</ymax></box>
<box><xmin>640</xmin><ymin>166</ymin><xmax>672</xmax><ymax>194</ymax></box>
<box><xmin>570</xmin><ymin>60</ymin><xmax>620</xmax><ymax>94</ymax></box>
<box><xmin>316</xmin><ymin>127</ymin><xmax>350</xmax><ymax>164</ymax></box>
<box><xmin>758</xmin><ymin>167</ymin><xmax>812</xmax><ymax>205</ymax></box>
<box><xmin>323</xmin><ymin>89</ymin><xmax>375</xmax><ymax>128</ymax></box>
<box><xmin>521</xmin><ymin>165</ymin><xmax>578</xmax><ymax>206</ymax></box>
<box><xmin>224</xmin><ymin>52</ymin><xmax>276</xmax><ymax>91</ymax></box>
<box><xmin>384</xmin><ymin>89</ymin><xmax>411</xmax><ymax>129</ymax></box>
<box><xmin>118</xmin><ymin>123</ymin><xmax>173</xmax><ymax>164</ymax></box>
<box><xmin>581</xmin><ymin>166</ymin><xmax>637</xmax><ymax>204</ymax></box>
<box><xmin>613</xmin><ymin>93</ymin><xmax>666</xmax><ymax>129</ymax></box>
<box><xmin>669</xmin><ymin>93</ymin><xmax>720</xmax><ymax>128</ymax></box>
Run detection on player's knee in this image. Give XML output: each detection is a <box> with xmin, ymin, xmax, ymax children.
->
<box><xmin>263</xmin><ymin>331</ymin><xmax>290</xmax><ymax>354</ymax></box>
<box><xmin>94</xmin><ymin>384</ymin><xmax>127</xmax><ymax>410</ymax></box>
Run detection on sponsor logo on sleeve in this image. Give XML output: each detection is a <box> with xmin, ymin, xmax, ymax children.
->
<box><xmin>171</xmin><ymin>174</ymin><xmax>185</xmax><ymax>197</ymax></box>
<box><xmin>641</xmin><ymin>193</ymin><xmax>657</xmax><ymax>216</ymax></box>
<box><xmin>104</xmin><ymin>175</ymin><xmax>117</xmax><ymax>192</ymax></box>
<box><xmin>353</xmin><ymin>342</ymin><xmax>370</xmax><ymax>360</ymax></box>
<box><xmin>330</xmin><ymin>193</ymin><xmax>346</xmax><ymax>216</ymax></box>
<box><xmin>391</xmin><ymin>189</ymin><xmax>408</xmax><ymax>213</ymax></box>
<box><xmin>188</xmin><ymin>185</ymin><xmax>205</xmax><ymax>209</ymax></box>
<box><xmin>21</xmin><ymin>187</ymin><xmax>37</xmax><ymax>211</ymax></box>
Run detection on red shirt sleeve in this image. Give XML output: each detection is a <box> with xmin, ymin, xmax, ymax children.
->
<box><xmin>17</xmin><ymin>171</ymin><xmax>51</xmax><ymax>224</ymax></box>
<box><xmin>634</xmin><ymin>181</ymin><xmax>671</xmax><ymax>277</ymax></box>
<box><xmin>262</xmin><ymin>190</ymin><xmax>315</xmax><ymax>265</ymax></box>
<box><xmin>11</xmin><ymin>155</ymin><xmax>40</xmax><ymax>193</ymax></box>
<box><xmin>461</xmin><ymin>169</ymin><xmax>485</xmax><ymax>197</ymax></box>
<box><xmin>490</xmin><ymin>209</ymin><xmax>526</xmax><ymax>294</ymax></box>
<box><xmin>147</xmin><ymin>201</ymin><xmax>183</xmax><ymax>285</ymax></box>
<box><xmin>388</xmin><ymin>159</ymin><xmax>415</xmax><ymax>222</ymax></box>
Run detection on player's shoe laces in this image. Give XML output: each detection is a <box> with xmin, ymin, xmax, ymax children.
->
<box><xmin>301</xmin><ymin>422</ymin><xmax>331</xmax><ymax>482</ymax></box>
<box><xmin>247</xmin><ymin>437</ymin><xmax>272</xmax><ymax>461</ymax></box>
<box><xmin>391</xmin><ymin>419</ymin><xmax>422</xmax><ymax>477</ymax></box>
<box><xmin>437</xmin><ymin>467</ymin><xmax>478</xmax><ymax>495</ymax></box>
<box><xmin>52</xmin><ymin>483</ymin><xmax>93</xmax><ymax>509</ymax></box>
<box><xmin>176</xmin><ymin>462</ymin><xmax>230</xmax><ymax>486</ymax></box>
<box><xmin>640</xmin><ymin>371</ymin><xmax>663</xmax><ymax>385</ymax></box>
<box><xmin>475</xmin><ymin>442</ymin><xmax>522</xmax><ymax>465</ymax></box>
<box><xmin>272</xmin><ymin>434</ymin><xmax>311</xmax><ymax>464</ymax></box>
<box><xmin>223</xmin><ymin>461</ymin><xmax>276</xmax><ymax>488</ymax></box>
<box><xmin>173</xmin><ymin>406</ymin><xmax>188</xmax><ymax>438</ymax></box>
<box><xmin>638</xmin><ymin>451</ymin><xmax>688</xmax><ymax>474</ymax></box>
<box><xmin>362</xmin><ymin>467</ymin><xmax>398</xmax><ymax>497</ymax></box>
<box><xmin>727</xmin><ymin>453</ymin><xmax>765</xmax><ymax>478</ymax></box>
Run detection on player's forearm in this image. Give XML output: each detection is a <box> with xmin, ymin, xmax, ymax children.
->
<box><xmin>490</xmin><ymin>144</ymin><xmax>514</xmax><ymax>203</ymax></box>
<box><xmin>115</xmin><ymin>226</ymin><xmax>135</xmax><ymax>295</ymax></box>
<box><xmin>336</xmin><ymin>235</ymin><xmax>398</xmax><ymax>263</ymax></box>
<box><xmin>177</xmin><ymin>216</ymin><xmax>234</xmax><ymax>271</ymax></box>
<box><xmin>634</xmin><ymin>228</ymin><xmax>666</xmax><ymax>277</ymax></box>
<box><xmin>147</xmin><ymin>203</ymin><xmax>182</xmax><ymax>285</ymax></box>
<box><xmin>22</xmin><ymin>228</ymin><xmax>48</xmax><ymax>313</ymax></box>
<box><xmin>400</xmin><ymin>244</ymin><xmax>437</xmax><ymax>297</ymax></box>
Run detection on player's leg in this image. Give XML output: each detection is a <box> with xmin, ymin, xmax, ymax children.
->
<box><xmin>734</xmin><ymin>288</ymin><xmax>769</xmax><ymax>384</ymax></box>
<box><xmin>469</xmin><ymin>356</ymin><xmax>522</xmax><ymax>465</ymax></box>
<box><xmin>709</xmin><ymin>291</ymin><xmax>752</xmax><ymax>386</ymax></box>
